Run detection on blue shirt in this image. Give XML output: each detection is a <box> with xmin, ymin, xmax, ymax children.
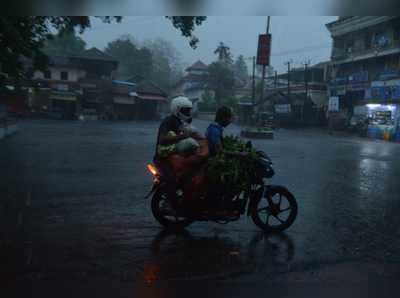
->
<box><xmin>205</xmin><ymin>122</ymin><xmax>224</xmax><ymax>156</ymax></box>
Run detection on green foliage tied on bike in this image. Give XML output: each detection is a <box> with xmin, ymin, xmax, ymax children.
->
<box><xmin>207</xmin><ymin>135</ymin><xmax>260</xmax><ymax>193</ymax></box>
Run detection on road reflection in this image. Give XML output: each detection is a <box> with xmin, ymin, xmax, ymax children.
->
<box><xmin>137</xmin><ymin>229</ymin><xmax>295</xmax><ymax>284</ymax></box>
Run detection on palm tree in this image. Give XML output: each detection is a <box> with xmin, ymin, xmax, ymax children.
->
<box><xmin>214</xmin><ymin>42</ymin><xmax>233</xmax><ymax>65</ymax></box>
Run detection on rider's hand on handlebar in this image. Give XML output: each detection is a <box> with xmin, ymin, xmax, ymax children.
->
<box><xmin>178</xmin><ymin>131</ymin><xmax>191</xmax><ymax>140</ymax></box>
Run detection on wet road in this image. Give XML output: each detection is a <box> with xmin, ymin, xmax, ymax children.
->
<box><xmin>1</xmin><ymin>119</ymin><xmax>400</xmax><ymax>296</ymax></box>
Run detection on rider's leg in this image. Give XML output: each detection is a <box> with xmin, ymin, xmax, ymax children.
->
<box><xmin>157</xmin><ymin>161</ymin><xmax>179</xmax><ymax>208</ymax></box>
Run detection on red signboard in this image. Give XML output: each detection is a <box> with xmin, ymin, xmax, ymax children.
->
<box><xmin>256</xmin><ymin>34</ymin><xmax>271</xmax><ymax>66</ymax></box>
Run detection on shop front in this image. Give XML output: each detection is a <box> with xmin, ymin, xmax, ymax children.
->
<box><xmin>113</xmin><ymin>95</ymin><xmax>136</xmax><ymax>120</ymax></box>
<box><xmin>49</xmin><ymin>91</ymin><xmax>78</xmax><ymax>120</ymax></box>
<box><xmin>357</xmin><ymin>82</ymin><xmax>400</xmax><ymax>141</ymax></box>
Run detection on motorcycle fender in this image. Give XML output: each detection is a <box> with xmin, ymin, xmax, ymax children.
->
<box><xmin>246</xmin><ymin>185</ymin><xmax>290</xmax><ymax>216</ymax></box>
<box><xmin>246</xmin><ymin>186</ymin><xmax>264</xmax><ymax>216</ymax></box>
<box><xmin>144</xmin><ymin>183</ymin><xmax>163</xmax><ymax>199</ymax></box>
<box><xmin>265</xmin><ymin>185</ymin><xmax>290</xmax><ymax>195</ymax></box>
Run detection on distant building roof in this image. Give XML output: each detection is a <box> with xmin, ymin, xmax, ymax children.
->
<box><xmin>77</xmin><ymin>48</ymin><xmax>116</xmax><ymax>62</ymax></box>
<box><xmin>326</xmin><ymin>16</ymin><xmax>355</xmax><ymax>28</ymax></box>
<box><xmin>137</xmin><ymin>80</ymin><xmax>167</xmax><ymax>96</ymax></box>
<box><xmin>49</xmin><ymin>56</ymin><xmax>72</xmax><ymax>67</ymax></box>
<box><xmin>112</xmin><ymin>80</ymin><xmax>136</xmax><ymax>87</ymax></box>
<box><xmin>186</xmin><ymin>60</ymin><xmax>208</xmax><ymax>72</ymax></box>
<box><xmin>255</xmin><ymin>91</ymin><xmax>287</xmax><ymax>106</ymax></box>
<box><xmin>174</xmin><ymin>73</ymin><xmax>209</xmax><ymax>89</ymax></box>
<box><xmin>312</xmin><ymin>61</ymin><xmax>330</xmax><ymax>69</ymax></box>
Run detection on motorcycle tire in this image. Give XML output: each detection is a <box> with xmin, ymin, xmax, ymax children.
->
<box><xmin>151</xmin><ymin>188</ymin><xmax>193</xmax><ymax>230</ymax></box>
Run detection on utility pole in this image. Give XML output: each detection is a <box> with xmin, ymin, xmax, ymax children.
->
<box><xmin>303</xmin><ymin>60</ymin><xmax>310</xmax><ymax>100</ymax></box>
<box><xmin>252</xmin><ymin>56</ymin><xmax>256</xmax><ymax>104</ymax></box>
<box><xmin>274</xmin><ymin>70</ymin><xmax>278</xmax><ymax>90</ymax></box>
<box><xmin>284</xmin><ymin>60</ymin><xmax>292</xmax><ymax>99</ymax></box>
<box><xmin>302</xmin><ymin>59</ymin><xmax>311</xmax><ymax>124</ymax></box>
<box><xmin>259</xmin><ymin>16</ymin><xmax>271</xmax><ymax>104</ymax></box>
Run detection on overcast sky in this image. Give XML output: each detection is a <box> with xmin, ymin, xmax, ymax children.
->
<box><xmin>81</xmin><ymin>16</ymin><xmax>337</xmax><ymax>74</ymax></box>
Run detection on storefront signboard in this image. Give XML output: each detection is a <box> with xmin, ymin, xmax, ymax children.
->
<box><xmin>392</xmin><ymin>86</ymin><xmax>400</xmax><ymax>99</ymax></box>
<box><xmin>336</xmin><ymin>86</ymin><xmax>346</xmax><ymax>95</ymax></box>
<box><xmin>50</xmin><ymin>91</ymin><xmax>76</xmax><ymax>101</ymax></box>
<box><xmin>333</xmin><ymin>76</ymin><xmax>348</xmax><ymax>85</ymax></box>
<box><xmin>274</xmin><ymin>104</ymin><xmax>291</xmax><ymax>114</ymax></box>
<box><xmin>348</xmin><ymin>71</ymin><xmax>368</xmax><ymax>83</ymax></box>
<box><xmin>347</xmin><ymin>82</ymin><xmax>368</xmax><ymax>91</ymax></box>
<box><xmin>328</xmin><ymin>96</ymin><xmax>339</xmax><ymax>112</ymax></box>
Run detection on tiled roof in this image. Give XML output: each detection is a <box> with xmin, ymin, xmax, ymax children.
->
<box><xmin>76</xmin><ymin>48</ymin><xmax>116</xmax><ymax>62</ymax></box>
<box><xmin>137</xmin><ymin>80</ymin><xmax>167</xmax><ymax>96</ymax></box>
<box><xmin>186</xmin><ymin>60</ymin><xmax>208</xmax><ymax>71</ymax></box>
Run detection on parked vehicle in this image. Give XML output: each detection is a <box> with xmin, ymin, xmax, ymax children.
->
<box><xmin>348</xmin><ymin>115</ymin><xmax>369</xmax><ymax>136</ymax></box>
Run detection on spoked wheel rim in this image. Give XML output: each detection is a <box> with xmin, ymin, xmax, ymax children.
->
<box><xmin>151</xmin><ymin>189</ymin><xmax>193</xmax><ymax>229</ymax></box>
<box><xmin>252</xmin><ymin>189</ymin><xmax>297</xmax><ymax>232</ymax></box>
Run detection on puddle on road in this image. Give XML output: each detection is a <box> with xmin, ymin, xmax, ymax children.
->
<box><xmin>135</xmin><ymin>230</ymin><xmax>295</xmax><ymax>283</ymax></box>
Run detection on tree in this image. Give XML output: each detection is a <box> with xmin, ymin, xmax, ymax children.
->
<box><xmin>234</xmin><ymin>55</ymin><xmax>249</xmax><ymax>83</ymax></box>
<box><xmin>0</xmin><ymin>16</ymin><xmax>120</xmax><ymax>80</ymax></box>
<box><xmin>198</xmin><ymin>89</ymin><xmax>216</xmax><ymax>112</ymax></box>
<box><xmin>208</xmin><ymin>61</ymin><xmax>235</xmax><ymax>107</ymax></box>
<box><xmin>214</xmin><ymin>42</ymin><xmax>233</xmax><ymax>65</ymax></box>
<box><xmin>221</xmin><ymin>96</ymin><xmax>239</xmax><ymax>111</ymax></box>
<box><xmin>0</xmin><ymin>16</ymin><xmax>206</xmax><ymax>82</ymax></box>
<box><xmin>142</xmin><ymin>38</ymin><xmax>184</xmax><ymax>91</ymax></box>
<box><xmin>150</xmin><ymin>55</ymin><xmax>173</xmax><ymax>91</ymax></box>
<box><xmin>166</xmin><ymin>16</ymin><xmax>207</xmax><ymax>48</ymax></box>
<box><xmin>104</xmin><ymin>37</ymin><xmax>153</xmax><ymax>81</ymax></box>
<box><xmin>42</xmin><ymin>31</ymin><xmax>86</xmax><ymax>56</ymax></box>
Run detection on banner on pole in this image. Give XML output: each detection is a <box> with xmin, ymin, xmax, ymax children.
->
<box><xmin>256</xmin><ymin>34</ymin><xmax>271</xmax><ymax>66</ymax></box>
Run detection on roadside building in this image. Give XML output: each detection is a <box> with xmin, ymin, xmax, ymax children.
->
<box><xmin>0</xmin><ymin>78</ymin><xmax>30</xmax><ymax>117</ymax></box>
<box><xmin>30</xmin><ymin>48</ymin><xmax>118</xmax><ymax>120</ymax></box>
<box><xmin>135</xmin><ymin>80</ymin><xmax>168</xmax><ymax>120</ymax></box>
<box><xmin>326</xmin><ymin>16</ymin><xmax>400</xmax><ymax>140</ymax></box>
<box><xmin>111</xmin><ymin>80</ymin><xmax>137</xmax><ymax>120</ymax></box>
<box><xmin>173</xmin><ymin>60</ymin><xmax>210</xmax><ymax>114</ymax></box>
<box><xmin>257</xmin><ymin>63</ymin><xmax>330</xmax><ymax>126</ymax></box>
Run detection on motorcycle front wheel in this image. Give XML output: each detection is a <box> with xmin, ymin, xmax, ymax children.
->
<box><xmin>251</xmin><ymin>186</ymin><xmax>298</xmax><ymax>233</ymax></box>
<box><xmin>151</xmin><ymin>188</ymin><xmax>193</xmax><ymax>230</ymax></box>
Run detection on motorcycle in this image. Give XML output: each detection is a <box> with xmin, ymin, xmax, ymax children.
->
<box><xmin>145</xmin><ymin>142</ymin><xmax>298</xmax><ymax>232</ymax></box>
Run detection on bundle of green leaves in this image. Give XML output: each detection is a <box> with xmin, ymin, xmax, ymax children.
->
<box><xmin>207</xmin><ymin>135</ymin><xmax>260</xmax><ymax>193</ymax></box>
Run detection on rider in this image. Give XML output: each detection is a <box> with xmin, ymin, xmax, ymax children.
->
<box><xmin>205</xmin><ymin>106</ymin><xmax>233</xmax><ymax>156</ymax></box>
<box><xmin>154</xmin><ymin>96</ymin><xmax>196</xmax><ymax>206</ymax></box>
<box><xmin>204</xmin><ymin>106</ymin><xmax>234</xmax><ymax>213</ymax></box>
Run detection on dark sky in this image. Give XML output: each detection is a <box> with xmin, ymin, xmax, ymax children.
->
<box><xmin>81</xmin><ymin>16</ymin><xmax>337</xmax><ymax>74</ymax></box>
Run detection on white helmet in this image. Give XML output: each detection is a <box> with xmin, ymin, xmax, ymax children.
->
<box><xmin>171</xmin><ymin>96</ymin><xmax>193</xmax><ymax>122</ymax></box>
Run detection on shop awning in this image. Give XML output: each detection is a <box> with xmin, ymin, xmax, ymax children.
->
<box><xmin>50</xmin><ymin>91</ymin><xmax>77</xmax><ymax>101</ymax></box>
<box><xmin>138</xmin><ymin>94</ymin><xmax>167</xmax><ymax>101</ymax></box>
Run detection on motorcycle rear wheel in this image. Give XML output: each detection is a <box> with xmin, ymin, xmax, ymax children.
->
<box><xmin>151</xmin><ymin>189</ymin><xmax>193</xmax><ymax>230</ymax></box>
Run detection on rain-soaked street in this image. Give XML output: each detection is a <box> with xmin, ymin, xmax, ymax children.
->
<box><xmin>1</xmin><ymin>119</ymin><xmax>400</xmax><ymax>296</ymax></box>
